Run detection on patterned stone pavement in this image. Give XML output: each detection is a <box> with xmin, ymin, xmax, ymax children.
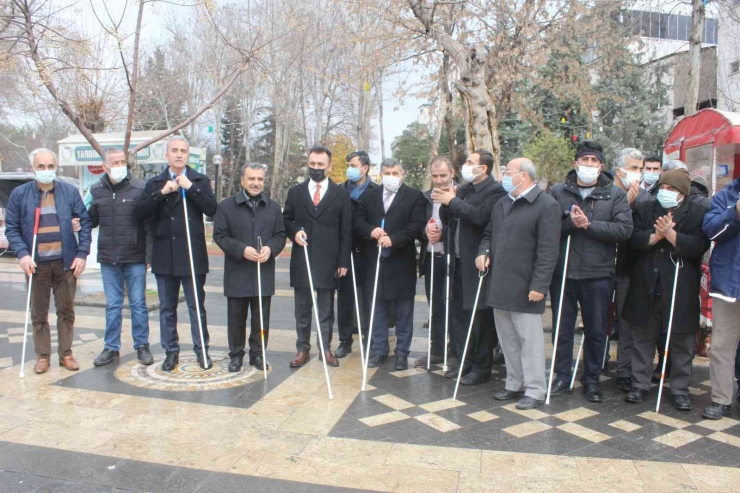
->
<box><xmin>0</xmin><ymin>255</ymin><xmax>739</xmax><ymax>492</ymax></box>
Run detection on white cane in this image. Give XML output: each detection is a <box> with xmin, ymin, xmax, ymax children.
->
<box><xmin>349</xmin><ymin>252</ymin><xmax>366</xmax><ymax>371</ymax></box>
<box><xmin>362</xmin><ymin>219</ymin><xmax>384</xmax><ymax>391</ymax></box>
<box><xmin>180</xmin><ymin>188</ymin><xmax>209</xmax><ymax>368</ymax></box>
<box><xmin>569</xmin><ymin>332</ymin><xmax>585</xmax><ymax>390</ymax></box>
<box><xmin>300</xmin><ymin>228</ymin><xmax>333</xmax><ymax>399</ymax></box>
<box><xmin>426</xmin><ymin>250</ymin><xmax>434</xmax><ymax>372</ymax></box>
<box><xmin>256</xmin><ymin>237</ymin><xmax>268</xmax><ymax>380</ymax></box>
<box><xmin>443</xmin><ymin>253</ymin><xmax>451</xmax><ymax>372</ymax></box>
<box><xmin>453</xmin><ymin>251</ymin><xmax>489</xmax><ymax>401</ymax></box>
<box><xmin>19</xmin><ymin>207</ymin><xmax>40</xmax><ymax>379</ymax></box>
<box><xmin>655</xmin><ymin>254</ymin><xmax>683</xmax><ymax>413</ymax></box>
<box><xmin>546</xmin><ymin>235</ymin><xmax>572</xmax><ymax>405</ymax></box>
<box><xmin>601</xmin><ymin>287</ymin><xmax>617</xmax><ymax>370</ymax></box>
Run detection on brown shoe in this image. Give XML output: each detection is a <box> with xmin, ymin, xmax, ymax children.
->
<box><xmin>321</xmin><ymin>350</ymin><xmax>339</xmax><ymax>367</ymax></box>
<box><xmin>59</xmin><ymin>355</ymin><xmax>79</xmax><ymax>371</ymax></box>
<box><xmin>289</xmin><ymin>351</ymin><xmax>311</xmax><ymax>368</ymax></box>
<box><xmin>34</xmin><ymin>359</ymin><xmax>50</xmax><ymax>374</ymax></box>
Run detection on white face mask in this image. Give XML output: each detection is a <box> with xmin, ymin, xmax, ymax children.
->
<box><xmin>108</xmin><ymin>166</ymin><xmax>128</xmax><ymax>183</ymax></box>
<box><xmin>620</xmin><ymin>169</ymin><xmax>642</xmax><ymax>188</ymax></box>
<box><xmin>643</xmin><ymin>171</ymin><xmax>660</xmax><ymax>185</ymax></box>
<box><xmin>657</xmin><ymin>189</ymin><xmax>682</xmax><ymax>209</ymax></box>
<box><xmin>35</xmin><ymin>169</ymin><xmax>56</xmax><ymax>185</ymax></box>
<box><xmin>576</xmin><ymin>165</ymin><xmax>600</xmax><ymax>185</ymax></box>
<box><xmin>382</xmin><ymin>175</ymin><xmax>401</xmax><ymax>193</ymax></box>
<box><xmin>461</xmin><ymin>164</ymin><xmax>481</xmax><ymax>183</ymax></box>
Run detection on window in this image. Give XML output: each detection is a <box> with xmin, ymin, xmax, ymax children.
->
<box><xmin>731</xmin><ymin>61</ymin><xmax>740</xmax><ymax>75</ymax></box>
<box><xmin>703</xmin><ymin>18</ymin><xmax>718</xmax><ymax>44</ymax></box>
<box><xmin>623</xmin><ymin>9</ymin><xmax>718</xmax><ymax>43</ymax></box>
<box><xmin>678</xmin><ymin>15</ymin><xmax>690</xmax><ymax>41</ymax></box>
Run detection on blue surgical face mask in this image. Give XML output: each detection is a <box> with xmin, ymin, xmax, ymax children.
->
<box><xmin>657</xmin><ymin>189</ymin><xmax>682</xmax><ymax>209</ymax></box>
<box><xmin>502</xmin><ymin>173</ymin><xmax>524</xmax><ymax>194</ymax></box>
<box><xmin>346</xmin><ymin>167</ymin><xmax>363</xmax><ymax>183</ymax></box>
<box><xmin>35</xmin><ymin>169</ymin><xmax>56</xmax><ymax>185</ymax></box>
<box><xmin>643</xmin><ymin>171</ymin><xmax>660</xmax><ymax>185</ymax></box>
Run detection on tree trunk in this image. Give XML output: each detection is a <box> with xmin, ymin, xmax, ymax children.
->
<box><xmin>685</xmin><ymin>0</ymin><xmax>705</xmax><ymax>117</ymax></box>
<box><xmin>376</xmin><ymin>69</ymin><xmax>386</xmax><ymax>160</ymax></box>
<box><xmin>423</xmin><ymin>62</ymin><xmax>448</xmax><ymax>190</ymax></box>
<box><xmin>271</xmin><ymin>116</ymin><xmax>284</xmax><ymax>199</ymax></box>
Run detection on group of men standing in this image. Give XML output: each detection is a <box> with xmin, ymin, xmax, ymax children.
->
<box><xmin>6</xmin><ymin>137</ymin><xmax>740</xmax><ymax>421</ymax></box>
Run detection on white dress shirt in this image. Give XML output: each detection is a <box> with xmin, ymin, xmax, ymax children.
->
<box><xmin>383</xmin><ymin>187</ymin><xmax>397</xmax><ymax>212</ymax></box>
<box><xmin>308</xmin><ymin>178</ymin><xmax>329</xmax><ymax>203</ymax></box>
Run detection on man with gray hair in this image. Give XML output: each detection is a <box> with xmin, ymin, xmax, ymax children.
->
<box><xmin>90</xmin><ymin>147</ymin><xmax>155</xmax><ymax>367</ymax></box>
<box><xmin>355</xmin><ymin>158</ymin><xmax>426</xmax><ymax>370</ymax></box>
<box><xmin>476</xmin><ymin>158</ymin><xmax>561</xmax><ymax>409</ymax></box>
<box><xmin>5</xmin><ymin>148</ymin><xmax>91</xmax><ymax>374</ymax></box>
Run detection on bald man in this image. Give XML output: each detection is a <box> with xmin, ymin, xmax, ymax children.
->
<box><xmin>5</xmin><ymin>148</ymin><xmax>92</xmax><ymax>374</ymax></box>
<box><xmin>477</xmin><ymin>158</ymin><xmax>561</xmax><ymax>409</ymax></box>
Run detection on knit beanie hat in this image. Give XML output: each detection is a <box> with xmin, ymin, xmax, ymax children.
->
<box><xmin>659</xmin><ymin>168</ymin><xmax>691</xmax><ymax>196</ymax></box>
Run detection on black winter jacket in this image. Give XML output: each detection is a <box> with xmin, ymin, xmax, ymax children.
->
<box><xmin>549</xmin><ymin>170</ymin><xmax>633</xmax><ymax>280</ymax></box>
<box><xmin>90</xmin><ymin>172</ymin><xmax>154</xmax><ymax>265</ymax></box>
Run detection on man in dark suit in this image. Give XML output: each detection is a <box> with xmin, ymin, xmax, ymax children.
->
<box><xmin>335</xmin><ymin>150</ymin><xmax>377</xmax><ymax>359</ymax></box>
<box><xmin>436</xmin><ymin>150</ymin><xmax>507</xmax><ymax>384</ymax></box>
<box><xmin>356</xmin><ymin>158</ymin><xmax>425</xmax><ymax>370</ymax></box>
<box><xmin>213</xmin><ymin>163</ymin><xmax>286</xmax><ymax>373</ymax></box>
<box><xmin>283</xmin><ymin>144</ymin><xmax>353</xmax><ymax>368</ymax></box>
<box><xmin>136</xmin><ymin>136</ymin><xmax>217</xmax><ymax>371</ymax></box>
<box><xmin>416</xmin><ymin>155</ymin><xmax>455</xmax><ymax>368</ymax></box>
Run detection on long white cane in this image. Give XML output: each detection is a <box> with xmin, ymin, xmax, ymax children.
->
<box><xmin>362</xmin><ymin>219</ymin><xmax>384</xmax><ymax>391</ymax></box>
<box><xmin>655</xmin><ymin>254</ymin><xmax>683</xmax><ymax>413</ymax></box>
<box><xmin>349</xmin><ymin>252</ymin><xmax>366</xmax><ymax>370</ymax></box>
<box><xmin>181</xmin><ymin>188</ymin><xmax>209</xmax><ymax>368</ymax></box>
<box><xmin>453</xmin><ymin>251</ymin><xmax>489</xmax><ymax>401</ymax></box>
<box><xmin>426</xmin><ymin>223</ymin><xmax>436</xmax><ymax>371</ymax></box>
<box><xmin>601</xmin><ymin>287</ymin><xmax>617</xmax><ymax>370</ymax></box>
<box><xmin>569</xmin><ymin>332</ymin><xmax>585</xmax><ymax>390</ymax></box>
<box><xmin>19</xmin><ymin>207</ymin><xmax>40</xmax><ymax>379</ymax></box>
<box><xmin>443</xmin><ymin>253</ymin><xmax>451</xmax><ymax>372</ymax></box>
<box><xmin>256</xmin><ymin>237</ymin><xmax>268</xmax><ymax>380</ymax></box>
<box><xmin>546</xmin><ymin>235</ymin><xmax>572</xmax><ymax>405</ymax></box>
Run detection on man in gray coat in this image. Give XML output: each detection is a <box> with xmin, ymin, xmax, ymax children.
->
<box><xmin>477</xmin><ymin>158</ymin><xmax>561</xmax><ymax>410</ymax></box>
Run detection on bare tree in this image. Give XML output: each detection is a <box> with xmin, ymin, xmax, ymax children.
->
<box><xmin>685</xmin><ymin>0</ymin><xmax>705</xmax><ymax>117</ymax></box>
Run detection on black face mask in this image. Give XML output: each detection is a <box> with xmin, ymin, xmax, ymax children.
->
<box><xmin>308</xmin><ymin>167</ymin><xmax>326</xmax><ymax>182</ymax></box>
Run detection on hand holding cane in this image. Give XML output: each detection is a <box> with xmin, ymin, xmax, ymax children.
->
<box><xmin>19</xmin><ymin>207</ymin><xmax>41</xmax><ymax>379</ymax></box>
<box><xmin>300</xmin><ymin>228</ymin><xmax>333</xmax><ymax>399</ymax></box>
<box><xmin>453</xmin><ymin>250</ymin><xmax>489</xmax><ymax>401</ymax></box>
<box><xmin>362</xmin><ymin>219</ymin><xmax>384</xmax><ymax>391</ymax></box>
<box><xmin>546</xmin><ymin>235</ymin><xmax>572</xmax><ymax>405</ymax></box>
<box><xmin>181</xmin><ymin>187</ymin><xmax>209</xmax><ymax>369</ymax></box>
<box><xmin>256</xmin><ymin>236</ymin><xmax>268</xmax><ymax>380</ymax></box>
<box><xmin>656</xmin><ymin>254</ymin><xmax>683</xmax><ymax>413</ymax></box>
<box><xmin>350</xmin><ymin>252</ymin><xmax>366</xmax><ymax>371</ymax></box>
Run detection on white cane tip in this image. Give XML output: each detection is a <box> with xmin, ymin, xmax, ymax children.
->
<box><xmin>19</xmin><ymin>372</ymin><xmax>25</xmax><ymax>379</ymax></box>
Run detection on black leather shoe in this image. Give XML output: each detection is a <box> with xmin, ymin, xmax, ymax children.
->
<box><xmin>366</xmin><ymin>354</ymin><xmax>387</xmax><ymax>368</ymax></box>
<box><xmin>673</xmin><ymin>394</ymin><xmax>693</xmax><ymax>411</ymax></box>
<box><xmin>493</xmin><ymin>389</ymin><xmax>522</xmax><ymax>401</ymax></box>
<box><xmin>393</xmin><ymin>356</ymin><xmax>408</xmax><ymax>371</ymax></box>
<box><xmin>583</xmin><ymin>384</ymin><xmax>603</xmax><ymax>403</ymax></box>
<box><xmin>616</xmin><ymin>377</ymin><xmax>632</xmax><ymax>393</ymax></box>
<box><xmin>334</xmin><ymin>344</ymin><xmax>352</xmax><ymax>359</ymax></box>
<box><xmin>625</xmin><ymin>387</ymin><xmax>648</xmax><ymax>403</ymax></box>
<box><xmin>162</xmin><ymin>352</ymin><xmax>179</xmax><ymax>372</ymax></box>
<box><xmin>196</xmin><ymin>351</ymin><xmax>213</xmax><ymax>370</ymax></box>
<box><xmin>461</xmin><ymin>370</ymin><xmax>491</xmax><ymax>385</ymax></box>
<box><xmin>703</xmin><ymin>402</ymin><xmax>732</xmax><ymax>420</ymax></box>
<box><xmin>549</xmin><ymin>378</ymin><xmax>571</xmax><ymax>397</ymax></box>
<box><xmin>492</xmin><ymin>346</ymin><xmax>505</xmax><ymax>365</ymax></box>
<box><xmin>228</xmin><ymin>356</ymin><xmax>243</xmax><ymax>373</ymax></box>
<box><xmin>251</xmin><ymin>355</ymin><xmax>266</xmax><ymax>371</ymax></box>
<box><xmin>445</xmin><ymin>362</ymin><xmax>472</xmax><ymax>379</ymax></box>
<box><xmin>516</xmin><ymin>396</ymin><xmax>543</xmax><ymax>410</ymax></box>
<box><xmin>137</xmin><ymin>345</ymin><xmax>154</xmax><ymax>366</ymax></box>
<box><xmin>93</xmin><ymin>349</ymin><xmax>119</xmax><ymax>367</ymax></box>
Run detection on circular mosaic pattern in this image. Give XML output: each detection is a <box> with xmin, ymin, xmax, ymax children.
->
<box><xmin>114</xmin><ymin>350</ymin><xmax>270</xmax><ymax>391</ymax></box>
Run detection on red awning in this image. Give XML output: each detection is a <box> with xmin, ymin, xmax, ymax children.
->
<box><xmin>664</xmin><ymin>109</ymin><xmax>740</xmax><ymax>156</ymax></box>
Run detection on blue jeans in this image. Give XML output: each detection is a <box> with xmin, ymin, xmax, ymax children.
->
<box><xmin>550</xmin><ymin>277</ymin><xmax>611</xmax><ymax>386</ymax></box>
<box><xmin>371</xmin><ymin>297</ymin><xmax>415</xmax><ymax>357</ymax></box>
<box><xmin>100</xmin><ymin>262</ymin><xmax>150</xmax><ymax>351</ymax></box>
<box><xmin>155</xmin><ymin>274</ymin><xmax>209</xmax><ymax>354</ymax></box>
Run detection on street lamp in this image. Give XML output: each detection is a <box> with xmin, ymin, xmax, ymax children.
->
<box><xmin>213</xmin><ymin>154</ymin><xmax>223</xmax><ymax>202</ymax></box>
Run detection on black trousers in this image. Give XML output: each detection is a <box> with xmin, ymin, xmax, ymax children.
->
<box><xmin>450</xmin><ymin>258</ymin><xmax>497</xmax><ymax>371</ymax></box>
<box><xmin>337</xmin><ymin>254</ymin><xmax>370</xmax><ymax>346</ymax></box>
<box><xmin>295</xmin><ymin>287</ymin><xmax>335</xmax><ymax>352</ymax></box>
<box><xmin>423</xmin><ymin>253</ymin><xmax>447</xmax><ymax>357</ymax></box>
<box><xmin>227</xmin><ymin>296</ymin><xmax>271</xmax><ymax>359</ymax></box>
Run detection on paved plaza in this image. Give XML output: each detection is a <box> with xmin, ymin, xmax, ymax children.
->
<box><xmin>0</xmin><ymin>255</ymin><xmax>739</xmax><ymax>492</ymax></box>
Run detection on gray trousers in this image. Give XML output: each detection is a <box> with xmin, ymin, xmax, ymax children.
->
<box><xmin>631</xmin><ymin>295</ymin><xmax>695</xmax><ymax>395</ymax></box>
<box><xmin>493</xmin><ymin>309</ymin><xmax>546</xmax><ymax>400</ymax></box>
<box><xmin>614</xmin><ymin>275</ymin><xmax>633</xmax><ymax>378</ymax></box>
<box><xmin>709</xmin><ymin>298</ymin><xmax>740</xmax><ymax>405</ymax></box>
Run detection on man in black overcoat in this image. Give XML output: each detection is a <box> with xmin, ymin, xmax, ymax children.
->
<box><xmin>283</xmin><ymin>144</ymin><xmax>353</xmax><ymax>368</ymax></box>
<box><xmin>622</xmin><ymin>168</ymin><xmax>710</xmax><ymax>411</ymax></box>
<box><xmin>435</xmin><ymin>150</ymin><xmax>507</xmax><ymax>384</ymax></box>
<box><xmin>355</xmin><ymin>158</ymin><xmax>426</xmax><ymax>371</ymax></box>
<box><xmin>213</xmin><ymin>163</ymin><xmax>286</xmax><ymax>373</ymax></box>
<box><xmin>136</xmin><ymin>136</ymin><xmax>218</xmax><ymax>371</ymax></box>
